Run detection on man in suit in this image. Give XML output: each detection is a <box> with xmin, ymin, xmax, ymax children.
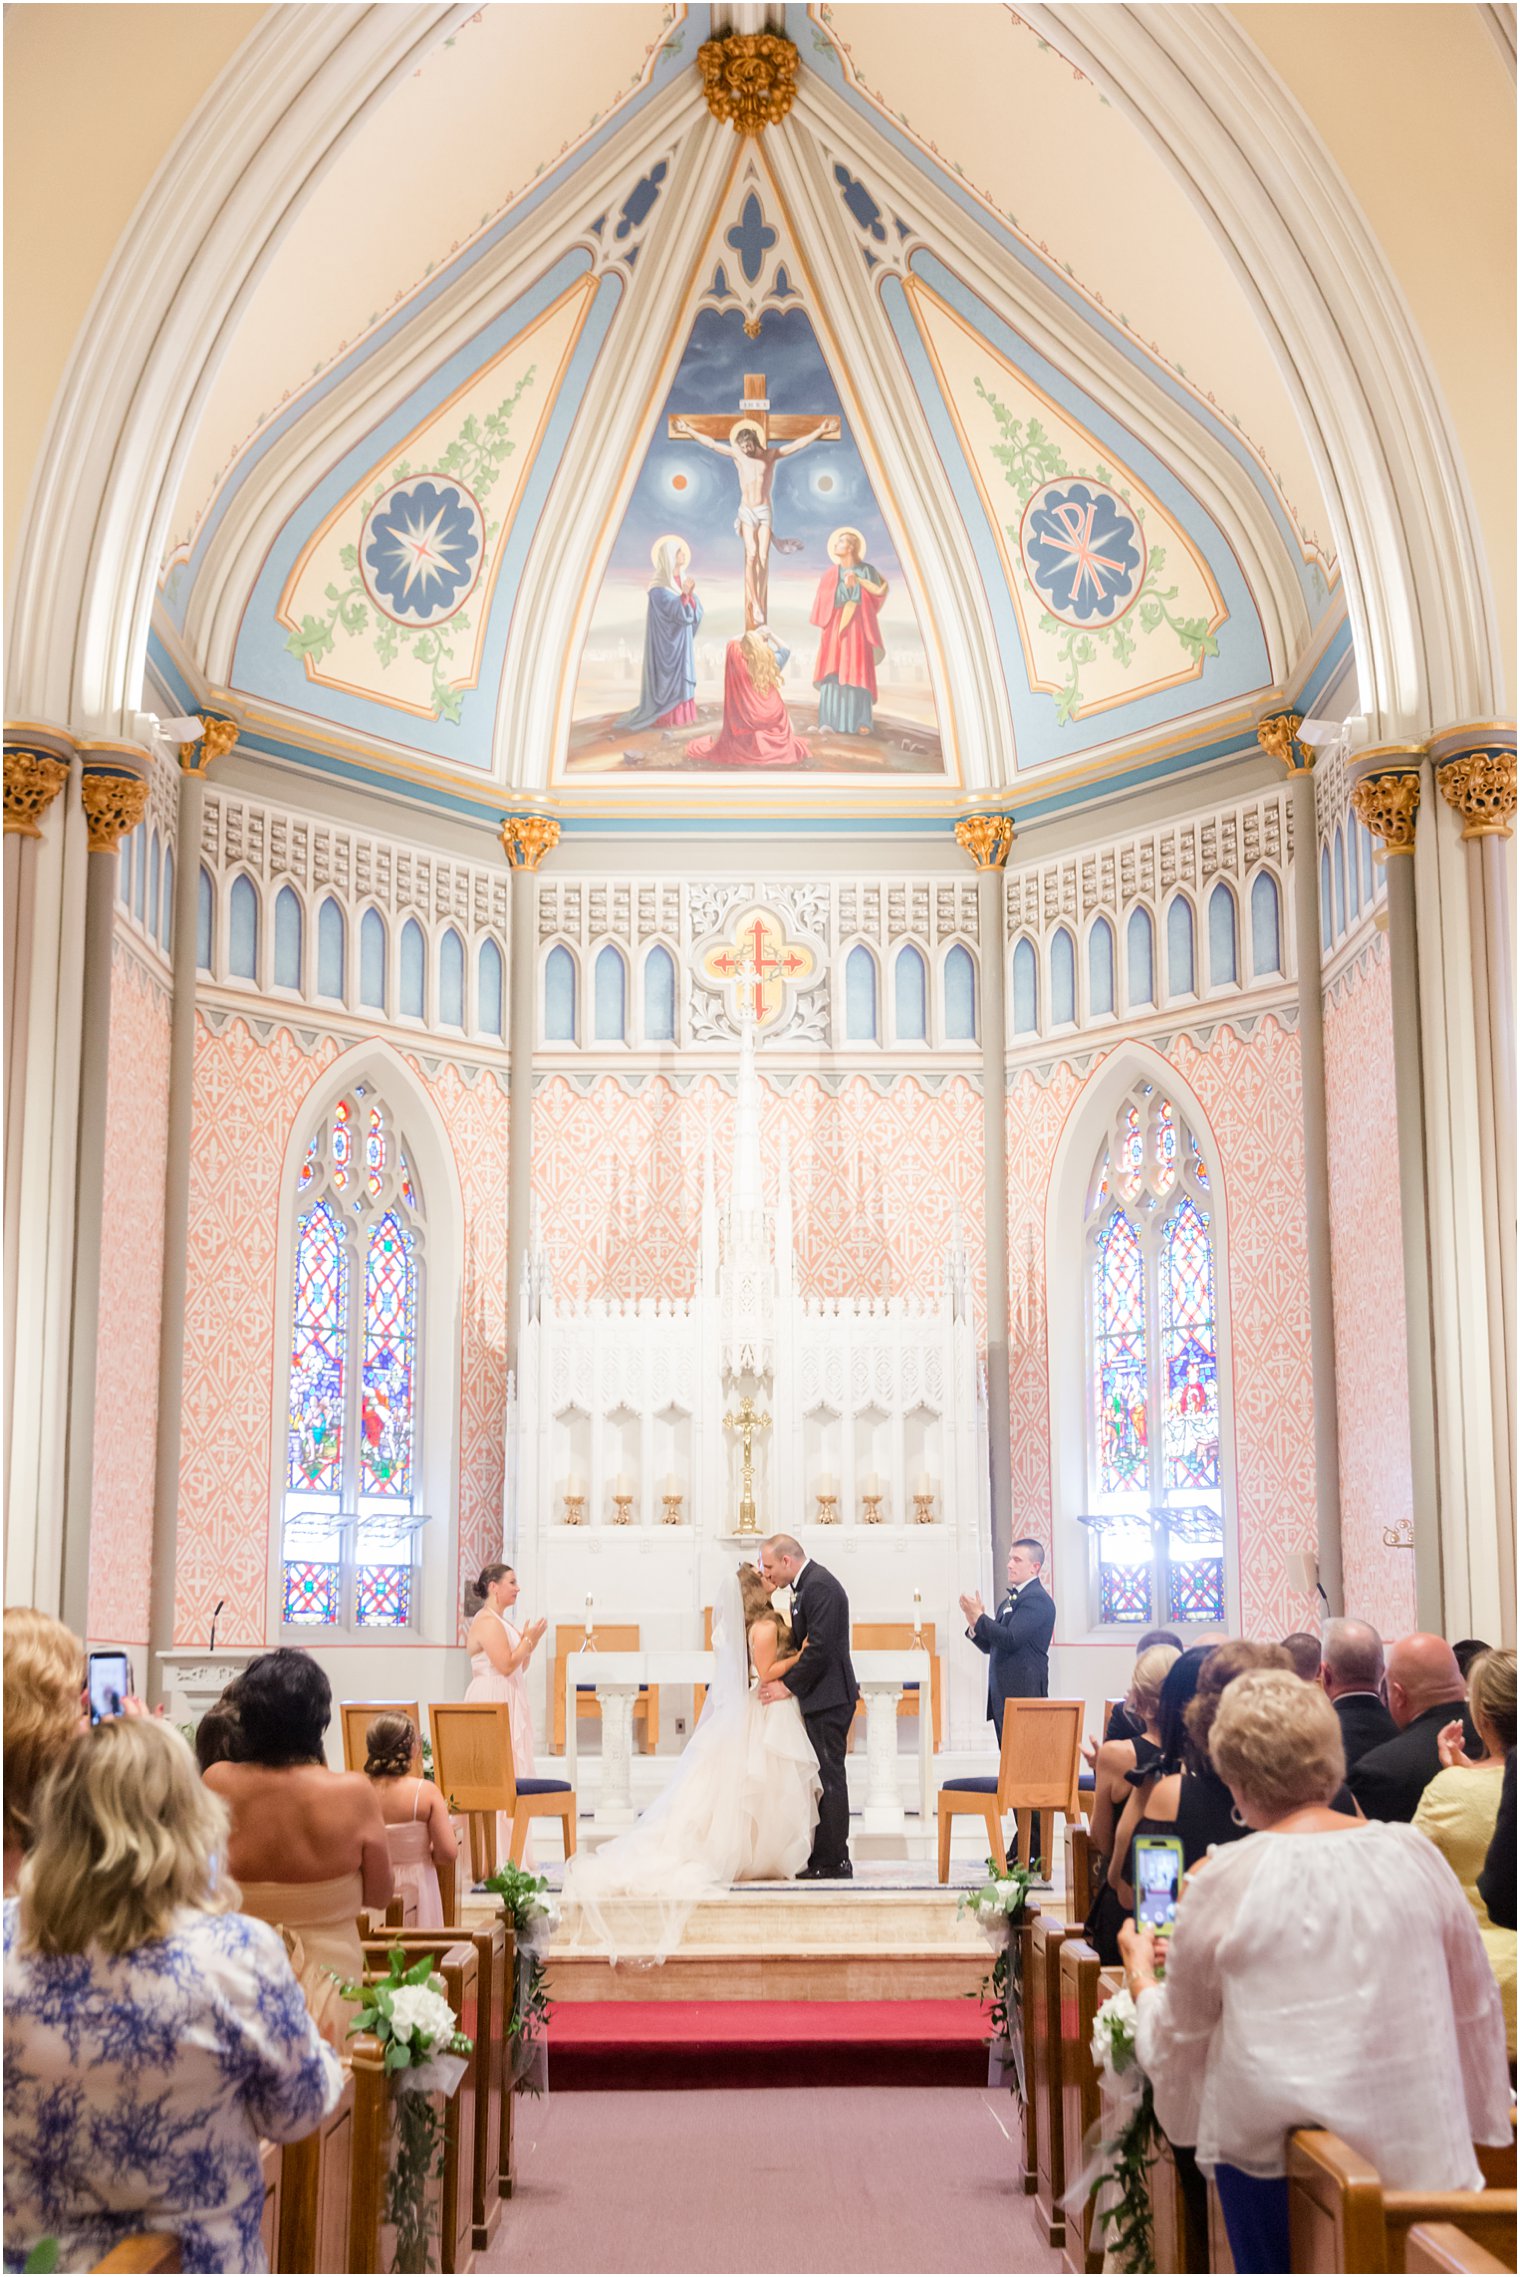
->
<box><xmin>758</xmin><ymin>1533</ymin><xmax>859</xmax><ymax>1880</ymax></box>
<box><xmin>959</xmin><ymin>1539</ymin><xmax>1057</xmax><ymax>1864</ymax></box>
<box><xmin>1317</xmin><ymin>1617</ymin><xmax>1397</xmax><ymax>1770</ymax></box>
<box><xmin>1347</xmin><ymin>1632</ymin><xmax>1480</xmax><ymax>1821</ymax></box>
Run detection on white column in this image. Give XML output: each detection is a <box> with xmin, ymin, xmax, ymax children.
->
<box><xmin>592</xmin><ymin>1683</ymin><xmax>640</xmax><ymax>1828</ymax></box>
<box><xmin>858</xmin><ymin>1680</ymin><xmax>907</xmax><ymax>1835</ymax></box>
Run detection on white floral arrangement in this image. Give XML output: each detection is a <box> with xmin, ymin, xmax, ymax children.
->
<box><xmin>1090</xmin><ymin>1983</ymin><xmax>1141</xmax><ymax>2077</ymax></box>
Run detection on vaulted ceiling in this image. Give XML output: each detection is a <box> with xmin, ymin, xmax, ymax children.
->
<box><xmin>152</xmin><ymin>3</ymin><xmax>1342</xmax><ymax>825</ymax></box>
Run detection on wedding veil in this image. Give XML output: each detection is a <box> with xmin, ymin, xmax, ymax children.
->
<box><xmin>559</xmin><ymin>1565</ymin><xmax>752</xmax><ymax>1962</ymax></box>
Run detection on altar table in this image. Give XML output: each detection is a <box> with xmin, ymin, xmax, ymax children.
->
<box><xmin>564</xmin><ymin>1648</ymin><xmax>936</xmax><ymax>1833</ymax></box>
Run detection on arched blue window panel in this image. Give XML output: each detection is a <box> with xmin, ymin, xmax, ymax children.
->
<box><xmin>1319</xmin><ymin>848</ymin><xmax>1333</xmax><ymax>951</ymax></box>
<box><xmin>146</xmin><ymin>834</ymin><xmax>161</xmax><ymax>941</ymax></box>
<box><xmin>1251</xmin><ymin>872</ymin><xmax>1281</xmax><ymax>976</ymax></box>
<box><xmin>317</xmin><ymin>896</ymin><xmax>346</xmax><ymax>1000</ymax></box>
<box><xmin>1088</xmin><ymin>918</ymin><xmax>1115</xmax><ymax>1017</ymax></box>
<box><xmin>134</xmin><ymin>830</ymin><xmax>148</xmax><ymax>921</ymax></box>
<box><xmin>274</xmin><ymin>886</ymin><xmax>303</xmax><ymax>990</ymax></box>
<box><xmin>229</xmin><ymin>875</ymin><xmax>258</xmax><ymax>980</ymax></box>
<box><xmin>1208</xmin><ymin>883</ymin><xmax>1238</xmax><ymax>988</ymax></box>
<box><xmin>479</xmin><ymin>937</ymin><xmax>504</xmax><ymax>1038</ymax></box>
<box><xmin>594</xmin><ymin>945</ymin><xmax>626</xmax><ymax>1041</ymax></box>
<box><xmin>945</xmin><ymin>944</ymin><xmax>976</xmax><ymax>1041</ymax></box>
<box><xmin>644</xmin><ymin>944</ymin><xmax>675</xmax><ymax>1043</ymax></box>
<box><xmin>845</xmin><ymin>946</ymin><xmax>878</xmax><ymax>1041</ymax></box>
<box><xmin>1360</xmin><ymin>819</ymin><xmax>1376</xmax><ymax>904</ymax></box>
<box><xmin>1347</xmin><ymin>824</ymin><xmax>1362</xmax><ymax>917</ymax></box>
<box><xmin>360</xmin><ymin>909</ymin><xmax>386</xmax><ymax>1010</ymax></box>
<box><xmin>1012</xmin><ymin>937</ymin><xmax>1039</xmax><ymax>1034</ymax></box>
<box><xmin>1333</xmin><ymin>829</ymin><xmax>1347</xmax><ymax>940</ymax></box>
<box><xmin>545</xmin><ymin>945</ymin><xmax>576</xmax><ymax>1041</ymax></box>
<box><xmin>161</xmin><ymin>849</ymin><xmax>174</xmax><ymax>953</ymax></box>
<box><xmin>440</xmin><ymin>928</ymin><xmax>465</xmax><ymax>1028</ymax></box>
<box><xmin>895</xmin><ymin>944</ymin><xmax>927</xmax><ymax>1041</ymax></box>
<box><xmin>400</xmin><ymin>920</ymin><xmax>426</xmax><ymax>1019</ymax></box>
<box><xmin>1126</xmin><ymin>907</ymin><xmax>1154</xmax><ymax>1008</ymax></box>
<box><xmin>196</xmin><ymin>867</ymin><xmax>214</xmax><ymax>972</ymax></box>
<box><xmin>1050</xmin><ymin>928</ymin><xmax>1076</xmax><ymax>1025</ymax></box>
<box><xmin>1166</xmin><ymin>898</ymin><xmax>1195</xmax><ymax>998</ymax></box>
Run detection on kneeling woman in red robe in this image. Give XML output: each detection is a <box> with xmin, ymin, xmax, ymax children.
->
<box><xmin>686</xmin><ymin>630</ymin><xmax>811</xmax><ymax>769</ymax></box>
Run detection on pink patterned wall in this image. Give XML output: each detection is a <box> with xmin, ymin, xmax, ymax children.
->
<box><xmin>1005</xmin><ymin>1017</ymin><xmax>1320</xmax><ymax>1636</ymax></box>
<box><xmin>531</xmin><ymin>1072</ymin><xmax>987</xmax><ymax>1322</ymax></box>
<box><xmin>88</xmin><ymin>937</ymin><xmax>172</xmax><ymax>1648</ymax></box>
<box><xmin>1323</xmin><ymin>939</ymin><xmax>1416</xmax><ymax>1639</ymax></box>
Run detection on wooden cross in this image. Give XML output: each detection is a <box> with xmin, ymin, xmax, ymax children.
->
<box><xmin>667</xmin><ymin>372</ymin><xmax>840</xmax><ymax>451</ymax></box>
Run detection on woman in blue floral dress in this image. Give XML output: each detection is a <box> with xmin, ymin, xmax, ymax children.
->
<box><xmin>4</xmin><ymin>1717</ymin><xmax>341</xmax><ymax>2274</ymax></box>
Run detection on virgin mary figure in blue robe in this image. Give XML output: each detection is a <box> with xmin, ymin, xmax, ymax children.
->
<box><xmin>617</xmin><ymin>535</ymin><xmax>703</xmax><ymax>730</ymax></box>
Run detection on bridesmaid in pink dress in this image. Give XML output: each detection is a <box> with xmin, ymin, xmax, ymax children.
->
<box><xmin>464</xmin><ymin>1563</ymin><xmax>547</xmax><ymax>1868</ymax></box>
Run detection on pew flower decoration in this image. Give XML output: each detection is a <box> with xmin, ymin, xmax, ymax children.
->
<box><xmin>1070</xmin><ymin>1986</ymin><xmax>1158</xmax><ymax>2274</ymax></box>
<box><xmin>484</xmin><ymin>1863</ymin><xmax>557</xmax><ymax>2096</ymax></box>
<box><xmin>958</xmin><ymin>1856</ymin><xmax>1041</xmax><ymax>2097</ymax></box>
<box><xmin>343</xmin><ymin>1947</ymin><xmax>474</xmax><ymax>2277</ymax></box>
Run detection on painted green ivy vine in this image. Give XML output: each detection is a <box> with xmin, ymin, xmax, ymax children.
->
<box><xmin>284</xmin><ymin>369</ymin><xmax>537</xmax><ymax>724</ymax></box>
<box><xmin>974</xmin><ymin>377</ymin><xmax>1220</xmax><ymax>725</ymax></box>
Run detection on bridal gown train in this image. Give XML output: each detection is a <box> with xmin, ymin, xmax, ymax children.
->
<box><xmin>561</xmin><ymin>1577</ymin><xmax>821</xmax><ymax>1960</ymax></box>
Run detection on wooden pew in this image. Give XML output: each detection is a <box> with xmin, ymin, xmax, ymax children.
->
<box><xmin>1405</xmin><ymin>2224</ymin><xmax>1513</xmax><ymax>2274</ymax></box>
<box><xmin>361</xmin><ymin>1935</ymin><xmax>479</xmax><ymax>2273</ymax></box>
<box><xmin>1031</xmin><ymin>1911</ymin><xmax>1079</xmax><ymax>2249</ymax></box>
<box><xmin>498</xmin><ymin>1917</ymin><xmax>519</xmax><ymax>2201</ymax></box>
<box><xmin>278</xmin><ymin>2063</ymin><xmax>355</xmax><ymax>2273</ymax></box>
<box><xmin>347</xmin><ymin>2034</ymin><xmax>390</xmax><ymax>2276</ymax></box>
<box><xmin>1058</xmin><ymin>1941</ymin><xmax>1105</xmax><ymax>2274</ymax></box>
<box><xmin>259</xmin><ymin>2138</ymin><xmax>283</xmax><ymax>2271</ymax></box>
<box><xmin>1287</xmin><ymin>2130</ymin><xmax>1518</xmax><ymax>2273</ymax></box>
<box><xmin>1065</xmin><ymin>1820</ymin><xmax>1096</xmax><ymax>1924</ymax></box>
<box><xmin>1012</xmin><ymin>1902</ymin><xmax>1041</xmax><ymax>2197</ymax></box>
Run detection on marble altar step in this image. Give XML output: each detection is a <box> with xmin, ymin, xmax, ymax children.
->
<box><xmin>464</xmin><ymin>1884</ymin><xmax>1003</xmax><ymax>2003</ymax></box>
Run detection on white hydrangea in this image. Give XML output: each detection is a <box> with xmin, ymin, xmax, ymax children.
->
<box><xmin>1091</xmin><ymin>1986</ymin><xmax>1139</xmax><ymax>2075</ymax></box>
<box><xmin>386</xmin><ymin>1983</ymin><xmax>457</xmax><ymax>2049</ymax></box>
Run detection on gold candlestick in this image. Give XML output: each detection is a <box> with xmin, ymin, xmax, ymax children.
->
<box><xmin>563</xmin><ymin>1493</ymin><xmax>585</xmax><ymax>1526</ymax></box>
<box><xmin>723</xmin><ymin>1393</ymin><xmax>772</xmax><ymax>1535</ymax></box>
<box><xmin>815</xmin><ymin>1492</ymin><xmax>839</xmax><ymax>1525</ymax></box>
<box><xmin>661</xmin><ymin>1492</ymin><xmax>684</xmax><ymax>1526</ymax></box>
<box><xmin>861</xmin><ymin>1492</ymin><xmax>884</xmax><ymax>1525</ymax></box>
<box><xmin>913</xmin><ymin>1492</ymin><xmax>936</xmax><ymax>1525</ymax></box>
<box><xmin>612</xmin><ymin>1493</ymin><xmax>634</xmax><ymax>1526</ymax></box>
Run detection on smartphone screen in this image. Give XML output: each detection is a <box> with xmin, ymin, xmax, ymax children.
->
<box><xmin>1134</xmin><ymin>1835</ymin><xmax>1185</xmax><ymax>1934</ymax></box>
<box><xmin>87</xmin><ymin>1650</ymin><xmax>133</xmax><ymax>1726</ymax></box>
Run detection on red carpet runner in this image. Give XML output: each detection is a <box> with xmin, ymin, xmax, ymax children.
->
<box><xmin>547</xmin><ymin>1998</ymin><xmax>991</xmax><ymax>2091</ymax></box>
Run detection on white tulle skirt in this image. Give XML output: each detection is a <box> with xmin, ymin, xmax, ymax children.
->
<box><xmin>561</xmin><ymin>1687</ymin><xmax>820</xmax><ymax>1961</ymax></box>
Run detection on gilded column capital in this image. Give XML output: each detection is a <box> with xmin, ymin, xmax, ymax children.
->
<box><xmin>1256</xmin><ymin>711</ymin><xmax>1313</xmax><ymax>774</ymax></box>
<box><xmin>954</xmin><ymin>813</ymin><xmax>1016</xmax><ymax>870</ymax></box>
<box><xmin>5</xmin><ymin>745</ymin><xmax>72</xmax><ymax>837</ymax></box>
<box><xmin>500</xmin><ymin>814</ymin><xmax>561</xmax><ymax>871</ymax></box>
<box><xmin>1349</xmin><ymin>754</ymin><xmax>1423</xmax><ymax>859</ymax></box>
<box><xmin>1435</xmin><ymin>749</ymin><xmax>1516</xmax><ymax>841</ymax></box>
<box><xmin>180</xmin><ymin>714</ymin><xmax>239</xmax><ymax>776</ymax></box>
<box><xmin>697</xmin><ymin>29</ymin><xmax>799</xmax><ymax>132</ymax></box>
<box><xmin>78</xmin><ymin>748</ymin><xmax>151</xmax><ymax>853</ymax></box>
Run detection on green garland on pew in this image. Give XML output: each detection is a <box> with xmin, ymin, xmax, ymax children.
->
<box><xmin>1086</xmin><ymin>1989</ymin><xmax>1159</xmax><ymax>2275</ymax></box>
<box><xmin>483</xmin><ymin>1863</ymin><xmax>555</xmax><ymax>2096</ymax></box>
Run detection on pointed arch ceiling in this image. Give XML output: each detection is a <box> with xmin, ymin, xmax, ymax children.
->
<box><xmin>154</xmin><ymin>3</ymin><xmax>1339</xmax><ymax>825</ymax></box>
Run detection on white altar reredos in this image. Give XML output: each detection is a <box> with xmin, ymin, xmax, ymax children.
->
<box><xmin>509</xmin><ymin>979</ymin><xmax>994</xmax><ymax>1765</ymax></box>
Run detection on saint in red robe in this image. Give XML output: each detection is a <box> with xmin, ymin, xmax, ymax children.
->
<box><xmin>811</xmin><ymin>561</ymin><xmax>888</xmax><ymax>734</ymax></box>
<box><xmin>686</xmin><ymin>639</ymin><xmax>811</xmax><ymax>769</ymax></box>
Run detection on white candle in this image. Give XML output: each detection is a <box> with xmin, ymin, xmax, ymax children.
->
<box><xmin>916</xmin><ymin>1473</ymin><xmax>933</xmax><ymax>1497</ymax></box>
<box><xmin>865</xmin><ymin>1473</ymin><xmax>882</xmax><ymax>1496</ymax></box>
<box><xmin>913</xmin><ymin>1587</ymin><xmax>922</xmax><ymax>1607</ymax></box>
<box><xmin>567</xmin><ymin>1474</ymin><xmax>584</xmax><ymax>1497</ymax></box>
<box><xmin>817</xmin><ymin>1472</ymin><xmax>836</xmax><ymax>1497</ymax></box>
<box><xmin>585</xmin><ymin>1593</ymin><xmax>593</xmax><ymax>1613</ymax></box>
<box><xmin>664</xmin><ymin>1473</ymin><xmax>680</xmax><ymax>1496</ymax></box>
<box><xmin>615</xmin><ymin>1472</ymin><xmax>632</xmax><ymax>1496</ymax></box>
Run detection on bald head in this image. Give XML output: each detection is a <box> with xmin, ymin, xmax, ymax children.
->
<box><xmin>759</xmin><ymin>1535</ymin><xmax>804</xmax><ymax>1589</ymax></box>
<box><xmin>1386</xmin><ymin>1633</ymin><xmax>1467</xmax><ymax>1728</ymax></box>
<box><xmin>1321</xmin><ymin>1619</ymin><xmax>1386</xmax><ymax>1698</ymax></box>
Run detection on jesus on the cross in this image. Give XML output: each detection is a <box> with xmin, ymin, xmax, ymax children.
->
<box><xmin>671</xmin><ymin>371</ymin><xmax>839</xmax><ymax>629</ymax></box>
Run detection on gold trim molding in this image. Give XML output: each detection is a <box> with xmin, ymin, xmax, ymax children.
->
<box><xmin>954</xmin><ymin>813</ymin><xmax>1016</xmax><ymax>870</ymax></box>
<box><xmin>79</xmin><ymin>771</ymin><xmax>150</xmax><ymax>852</ymax></box>
<box><xmin>1436</xmin><ymin>749</ymin><xmax>1515</xmax><ymax>841</ymax></box>
<box><xmin>180</xmin><ymin>715</ymin><xmax>239</xmax><ymax>776</ymax></box>
<box><xmin>500</xmin><ymin>815</ymin><xmax>560</xmax><ymax>871</ymax></box>
<box><xmin>697</xmin><ymin>29</ymin><xmax>799</xmax><ymax>133</ymax></box>
<box><xmin>4</xmin><ymin>747</ymin><xmax>71</xmax><ymax>837</ymax></box>
<box><xmin>1256</xmin><ymin>712</ymin><xmax>1312</xmax><ymax>774</ymax></box>
<box><xmin>1351</xmin><ymin>770</ymin><xmax>1421</xmax><ymax>858</ymax></box>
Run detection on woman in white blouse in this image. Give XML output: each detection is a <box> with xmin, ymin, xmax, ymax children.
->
<box><xmin>1120</xmin><ymin>1669</ymin><xmax>1512</xmax><ymax>2275</ymax></box>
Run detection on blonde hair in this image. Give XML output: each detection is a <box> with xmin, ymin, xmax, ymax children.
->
<box><xmin>19</xmin><ymin>1717</ymin><xmax>234</xmax><ymax>1956</ymax></box>
<box><xmin>1127</xmin><ymin>1643</ymin><xmax>1180</xmax><ymax>1729</ymax></box>
<box><xmin>1208</xmin><ymin>1669</ymin><xmax>1346</xmax><ymax>1817</ymax></box>
<box><xmin>738</xmin><ymin>1564</ymin><xmax>795</xmax><ymax>1655</ymax></box>
<box><xmin>1468</xmin><ymin>1648</ymin><xmax>1518</xmax><ymax>1753</ymax></box>
<box><xmin>3</xmin><ymin>1606</ymin><xmax>85</xmax><ymax>1854</ymax></box>
<box><xmin>739</xmin><ymin>632</ymin><xmax>782</xmax><ymax>696</ymax></box>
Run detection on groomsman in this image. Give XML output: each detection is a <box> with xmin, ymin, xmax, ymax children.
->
<box><xmin>959</xmin><ymin>1540</ymin><xmax>1057</xmax><ymax>1865</ymax></box>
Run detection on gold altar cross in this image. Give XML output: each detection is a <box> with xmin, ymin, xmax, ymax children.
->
<box><xmin>723</xmin><ymin>1392</ymin><xmax>772</xmax><ymax>1536</ymax></box>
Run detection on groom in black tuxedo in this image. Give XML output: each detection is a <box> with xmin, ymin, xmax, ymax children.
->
<box><xmin>758</xmin><ymin>1533</ymin><xmax>859</xmax><ymax>1880</ymax></box>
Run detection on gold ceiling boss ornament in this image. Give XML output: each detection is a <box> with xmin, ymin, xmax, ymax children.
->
<box><xmin>79</xmin><ymin>770</ymin><xmax>150</xmax><ymax>853</ymax></box>
<box><xmin>1436</xmin><ymin>748</ymin><xmax>1516</xmax><ymax>841</ymax></box>
<box><xmin>698</xmin><ymin>29</ymin><xmax>800</xmax><ymax>134</ymax></box>
<box><xmin>1256</xmin><ymin>712</ymin><xmax>1313</xmax><ymax>774</ymax></box>
<box><xmin>954</xmin><ymin>813</ymin><xmax>1016</xmax><ymax>870</ymax></box>
<box><xmin>4</xmin><ymin>746</ymin><xmax>72</xmax><ymax>837</ymax></box>
<box><xmin>1350</xmin><ymin>766</ymin><xmax>1422</xmax><ymax>858</ymax></box>
<box><xmin>500</xmin><ymin>814</ymin><xmax>561</xmax><ymax>870</ymax></box>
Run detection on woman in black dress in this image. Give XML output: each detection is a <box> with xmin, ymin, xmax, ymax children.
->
<box><xmin>1084</xmin><ymin>1641</ymin><xmax>1181</xmax><ymax>1964</ymax></box>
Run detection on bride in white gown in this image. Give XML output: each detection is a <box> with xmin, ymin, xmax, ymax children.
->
<box><xmin>560</xmin><ymin>1563</ymin><xmax>821</xmax><ymax>1960</ymax></box>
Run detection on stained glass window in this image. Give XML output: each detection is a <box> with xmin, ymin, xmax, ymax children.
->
<box><xmin>280</xmin><ymin>1087</ymin><xmax>427</xmax><ymax>1634</ymax></box>
<box><xmin>1085</xmin><ymin>1084</ymin><xmax>1229</xmax><ymax>1629</ymax></box>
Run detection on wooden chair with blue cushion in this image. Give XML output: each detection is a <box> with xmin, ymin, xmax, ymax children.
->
<box><xmin>937</xmin><ymin>1697</ymin><xmax>1084</xmax><ymax>1882</ymax></box>
<box><xmin>429</xmin><ymin>1700</ymin><xmax>576</xmax><ymax>1880</ymax></box>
